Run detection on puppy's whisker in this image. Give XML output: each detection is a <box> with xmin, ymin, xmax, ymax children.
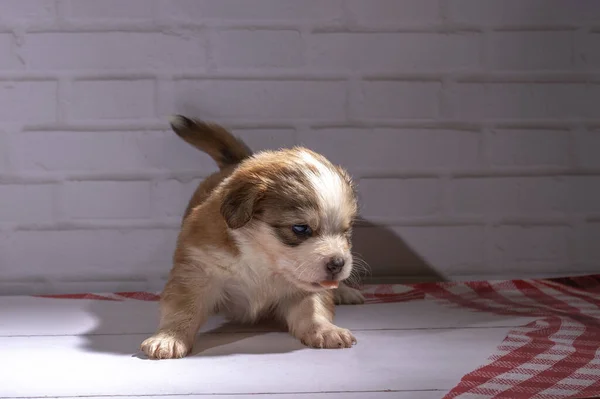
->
<box><xmin>296</xmin><ymin>261</ymin><xmax>314</xmax><ymax>282</ymax></box>
<box><xmin>351</xmin><ymin>253</ymin><xmax>372</xmax><ymax>276</ymax></box>
<box><xmin>345</xmin><ymin>273</ymin><xmax>361</xmax><ymax>287</ymax></box>
<box><xmin>292</xmin><ymin>259</ymin><xmax>309</xmax><ymax>274</ymax></box>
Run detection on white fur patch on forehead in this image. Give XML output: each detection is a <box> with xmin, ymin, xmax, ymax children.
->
<box><xmin>297</xmin><ymin>149</ymin><xmax>347</xmax><ymax>230</ymax></box>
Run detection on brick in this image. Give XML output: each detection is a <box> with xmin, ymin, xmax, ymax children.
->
<box><xmin>450</xmin><ymin>177</ymin><xmax>567</xmax><ymax>217</ymax></box>
<box><xmin>575</xmin><ymin>223</ymin><xmax>600</xmax><ymax>265</ymax></box>
<box><xmin>134</xmin><ymin>130</ymin><xmax>216</xmax><ymax>173</ymax></box>
<box><xmin>448</xmin><ymin>83</ymin><xmax>588</xmax><ymax>120</ymax></box>
<box><xmin>22</xmin><ymin>32</ymin><xmax>206</xmax><ymax>70</ymax></box>
<box><xmin>212</xmin><ymin>30</ymin><xmax>303</xmax><ymax>69</ymax></box>
<box><xmin>489</xmin><ymin>129</ymin><xmax>570</xmax><ymax>168</ymax></box>
<box><xmin>0</xmin><ymin>132</ymin><xmax>7</xmax><ymax>170</ymax></box>
<box><xmin>487</xmin><ymin>226</ymin><xmax>570</xmax><ymax>272</ymax></box>
<box><xmin>0</xmin><ymin>81</ymin><xmax>58</xmax><ymax>122</ymax></box>
<box><xmin>15</xmin><ymin>130</ymin><xmax>220</xmax><ymax>172</ymax></box>
<box><xmin>70</xmin><ymin>80</ymin><xmax>155</xmax><ymax>120</ymax></box>
<box><xmin>568</xmin><ymin>177</ymin><xmax>600</xmax><ymax>214</ymax></box>
<box><xmin>359</xmin><ymin>178</ymin><xmax>441</xmax><ymax>220</ymax></box>
<box><xmin>309</xmin><ymin>33</ymin><xmax>479</xmax><ymax>72</ymax></box>
<box><xmin>0</xmin><ymin>0</ymin><xmax>56</xmax><ymax>23</ymax></box>
<box><xmin>232</xmin><ymin>128</ymin><xmax>296</xmax><ymax>152</ymax></box>
<box><xmin>151</xmin><ymin>179</ymin><xmax>187</xmax><ymax>219</ymax></box>
<box><xmin>172</xmin><ymin>79</ymin><xmax>346</xmax><ymax>120</ymax></box>
<box><xmin>0</xmin><ymin>34</ymin><xmax>18</xmax><ymax>69</ymax></box>
<box><xmin>582</xmin><ymin>33</ymin><xmax>600</xmax><ymax>69</ymax></box>
<box><xmin>0</xmin><ymin>229</ymin><xmax>177</xmax><ymax>280</ymax></box>
<box><xmin>358</xmin><ymin>81</ymin><xmax>441</xmax><ymax>119</ymax></box>
<box><xmin>352</xmin><ymin>225</ymin><xmax>485</xmax><ymax>276</ymax></box>
<box><xmin>151</xmin><ymin>178</ymin><xmax>201</xmax><ymax>218</ymax></box>
<box><xmin>589</xmin><ymin>86</ymin><xmax>600</xmax><ymax>118</ymax></box>
<box><xmin>299</xmin><ymin>128</ymin><xmax>480</xmax><ymax>173</ymax></box>
<box><xmin>16</xmin><ymin>128</ymin><xmax>293</xmax><ymax>173</ymax></box>
<box><xmin>489</xmin><ymin>31</ymin><xmax>573</xmax><ymax>70</ymax></box>
<box><xmin>3</xmin><ymin>0</ymin><xmax>598</xmax><ymax>287</ymax></box>
<box><xmin>0</xmin><ymin>184</ymin><xmax>54</xmax><ymax>223</ymax></box>
<box><xmin>447</xmin><ymin>0</ymin><xmax>600</xmax><ymax>25</ymax></box>
<box><xmin>64</xmin><ymin>181</ymin><xmax>151</xmax><ymax>219</ymax></box>
<box><xmin>575</xmin><ymin>130</ymin><xmax>600</xmax><ymax>169</ymax></box>
<box><xmin>65</xmin><ymin>0</ymin><xmax>154</xmax><ymax>20</ymax></box>
<box><xmin>345</xmin><ymin>0</ymin><xmax>441</xmax><ymax>25</ymax></box>
<box><xmin>160</xmin><ymin>0</ymin><xmax>344</xmax><ymax>23</ymax></box>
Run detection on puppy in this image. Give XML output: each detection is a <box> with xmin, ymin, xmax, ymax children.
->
<box><xmin>141</xmin><ymin>115</ymin><xmax>365</xmax><ymax>359</ymax></box>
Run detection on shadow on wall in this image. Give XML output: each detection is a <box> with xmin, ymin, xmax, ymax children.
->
<box><xmin>352</xmin><ymin>219</ymin><xmax>445</xmax><ymax>284</ymax></box>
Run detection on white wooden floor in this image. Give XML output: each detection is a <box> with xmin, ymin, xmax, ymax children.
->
<box><xmin>0</xmin><ymin>294</ymin><xmax>535</xmax><ymax>398</ymax></box>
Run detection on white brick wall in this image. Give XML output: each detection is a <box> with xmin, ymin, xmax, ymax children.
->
<box><xmin>1</xmin><ymin>0</ymin><xmax>599</xmax><ymax>295</ymax></box>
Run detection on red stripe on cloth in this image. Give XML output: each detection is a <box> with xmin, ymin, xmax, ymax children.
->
<box><xmin>493</xmin><ymin>281</ymin><xmax>600</xmax><ymax>398</ymax></box>
<box><xmin>465</xmin><ymin>281</ymin><xmax>541</xmax><ymax>313</ymax></box>
<box><xmin>443</xmin><ymin>317</ymin><xmax>564</xmax><ymax>398</ymax></box>
<box><xmin>415</xmin><ymin>281</ymin><xmax>537</xmax><ymax>318</ymax></box>
<box><xmin>515</xmin><ymin>280</ymin><xmax>600</xmax><ymax>328</ymax></box>
<box><xmin>569</xmin><ymin>379</ymin><xmax>600</xmax><ymax>399</ymax></box>
<box><xmin>115</xmin><ymin>292</ymin><xmax>161</xmax><ymax>301</ymax></box>
<box><xmin>374</xmin><ymin>284</ymin><xmax>395</xmax><ymax>295</ymax></box>
<box><xmin>416</xmin><ymin>282</ymin><xmax>566</xmax><ymax>398</ymax></box>
<box><xmin>33</xmin><ymin>286</ymin><xmax>426</xmax><ymax>304</ymax></box>
<box><xmin>435</xmin><ymin>279</ymin><xmax>600</xmax><ymax>398</ymax></box>
<box><xmin>444</xmin><ymin>280</ymin><xmax>600</xmax><ymax>398</ymax></box>
<box><xmin>35</xmin><ymin>293</ymin><xmax>120</xmax><ymax>301</ymax></box>
<box><xmin>363</xmin><ymin>290</ymin><xmax>424</xmax><ymax>304</ymax></box>
<box><xmin>547</xmin><ymin>275</ymin><xmax>600</xmax><ymax>294</ymax></box>
<box><xmin>537</xmin><ymin>280</ymin><xmax>600</xmax><ymax>309</ymax></box>
<box><xmin>515</xmin><ymin>280</ymin><xmax>585</xmax><ymax>311</ymax></box>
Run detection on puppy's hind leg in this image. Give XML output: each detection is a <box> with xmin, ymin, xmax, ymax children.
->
<box><xmin>141</xmin><ymin>271</ymin><xmax>220</xmax><ymax>360</ymax></box>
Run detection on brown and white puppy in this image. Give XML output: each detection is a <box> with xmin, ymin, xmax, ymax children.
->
<box><xmin>141</xmin><ymin>115</ymin><xmax>365</xmax><ymax>359</ymax></box>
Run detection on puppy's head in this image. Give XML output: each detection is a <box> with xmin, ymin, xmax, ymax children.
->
<box><xmin>220</xmin><ymin>147</ymin><xmax>358</xmax><ymax>292</ymax></box>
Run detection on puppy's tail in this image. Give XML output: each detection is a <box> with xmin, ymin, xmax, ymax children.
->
<box><xmin>169</xmin><ymin>115</ymin><xmax>253</xmax><ymax>170</ymax></box>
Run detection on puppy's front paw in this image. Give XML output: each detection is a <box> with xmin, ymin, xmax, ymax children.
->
<box><xmin>141</xmin><ymin>332</ymin><xmax>191</xmax><ymax>359</ymax></box>
<box><xmin>334</xmin><ymin>286</ymin><xmax>365</xmax><ymax>305</ymax></box>
<box><xmin>300</xmin><ymin>325</ymin><xmax>357</xmax><ymax>349</ymax></box>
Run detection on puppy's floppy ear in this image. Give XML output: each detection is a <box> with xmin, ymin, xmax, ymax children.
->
<box><xmin>220</xmin><ymin>178</ymin><xmax>265</xmax><ymax>229</ymax></box>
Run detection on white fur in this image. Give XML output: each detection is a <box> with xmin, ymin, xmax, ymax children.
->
<box><xmin>193</xmin><ymin>228</ymin><xmax>304</xmax><ymax>323</ymax></box>
<box><xmin>233</xmin><ymin>220</ymin><xmax>352</xmax><ymax>290</ymax></box>
<box><xmin>298</xmin><ymin>150</ymin><xmax>347</xmax><ymax>232</ymax></box>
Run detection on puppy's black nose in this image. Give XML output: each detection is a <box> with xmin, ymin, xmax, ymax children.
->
<box><xmin>326</xmin><ymin>257</ymin><xmax>345</xmax><ymax>276</ymax></box>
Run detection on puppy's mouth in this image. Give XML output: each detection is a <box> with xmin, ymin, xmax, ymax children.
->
<box><xmin>290</xmin><ymin>277</ymin><xmax>340</xmax><ymax>292</ymax></box>
<box><xmin>304</xmin><ymin>281</ymin><xmax>339</xmax><ymax>291</ymax></box>
<box><xmin>282</xmin><ymin>271</ymin><xmax>341</xmax><ymax>291</ymax></box>
<box><xmin>313</xmin><ymin>280</ymin><xmax>339</xmax><ymax>289</ymax></box>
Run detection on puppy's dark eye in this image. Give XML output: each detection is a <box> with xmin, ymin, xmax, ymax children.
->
<box><xmin>291</xmin><ymin>224</ymin><xmax>312</xmax><ymax>236</ymax></box>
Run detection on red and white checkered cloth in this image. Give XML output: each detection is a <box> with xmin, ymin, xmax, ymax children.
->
<box><xmin>38</xmin><ymin>275</ymin><xmax>600</xmax><ymax>399</ymax></box>
<box><xmin>416</xmin><ymin>276</ymin><xmax>600</xmax><ymax>399</ymax></box>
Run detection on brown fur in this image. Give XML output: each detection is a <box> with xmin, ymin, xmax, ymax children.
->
<box><xmin>141</xmin><ymin>116</ymin><xmax>364</xmax><ymax>359</ymax></box>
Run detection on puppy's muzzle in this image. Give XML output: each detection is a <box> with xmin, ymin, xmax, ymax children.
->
<box><xmin>326</xmin><ymin>257</ymin><xmax>345</xmax><ymax>278</ymax></box>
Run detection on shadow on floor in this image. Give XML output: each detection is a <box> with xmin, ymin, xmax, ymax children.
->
<box><xmin>186</xmin><ymin>320</ymin><xmax>304</xmax><ymax>357</ymax></box>
<box><xmin>79</xmin><ymin>300</ymin><xmax>301</xmax><ymax>358</ymax></box>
